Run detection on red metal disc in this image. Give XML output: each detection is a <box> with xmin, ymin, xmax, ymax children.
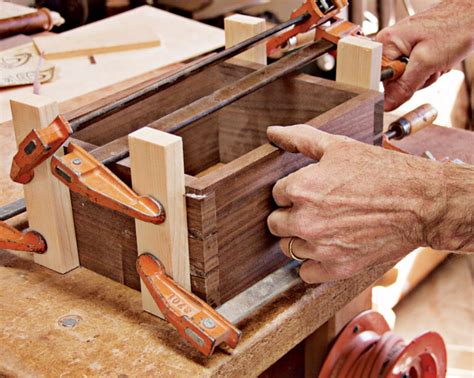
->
<box><xmin>384</xmin><ymin>332</ymin><xmax>447</xmax><ymax>378</ymax></box>
<box><xmin>319</xmin><ymin>311</ymin><xmax>390</xmax><ymax>378</ymax></box>
<box><xmin>320</xmin><ymin>311</ymin><xmax>447</xmax><ymax>378</ymax></box>
<box><xmin>337</xmin><ymin>331</ymin><xmax>380</xmax><ymax>377</ymax></box>
<box><xmin>370</xmin><ymin>332</ymin><xmax>404</xmax><ymax>378</ymax></box>
<box><xmin>352</xmin><ymin>346</ymin><xmax>374</xmax><ymax>378</ymax></box>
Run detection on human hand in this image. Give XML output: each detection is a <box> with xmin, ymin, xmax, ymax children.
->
<box><xmin>376</xmin><ymin>0</ymin><xmax>474</xmax><ymax>111</ymax></box>
<box><xmin>266</xmin><ymin>125</ymin><xmax>448</xmax><ymax>284</ymax></box>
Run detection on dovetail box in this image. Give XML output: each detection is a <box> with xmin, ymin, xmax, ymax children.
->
<box><xmin>69</xmin><ymin>59</ymin><xmax>383</xmax><ymax>306</ymax></box>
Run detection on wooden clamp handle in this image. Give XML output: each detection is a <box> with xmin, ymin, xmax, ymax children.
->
<box><xmin>137</xmin><ymin>253</ymin><xmax>241</xmax><ymax>357</ymax></box>
<box><xmin>387</xmin><ymin>104</ymin><xmax>438</xmax><ymax>140</ymax></box>
<box><xmin>51</xmin><ymin>143</ymin><xmax>165</xmax><ymax>224</ymax></box>
<box><xmin>10</xmin><ymin>115</ymin><xmax>72</xmax><ymax>184</ymax></box>
<box><xmin>0</xmin><ymin>8</ymin><xmax>56</xmax><ymax>39</ymax></box>
<box><xmin>0</xmin><ymin>220</ymin><xmax>46</xmax><ymax>253</ymax></box>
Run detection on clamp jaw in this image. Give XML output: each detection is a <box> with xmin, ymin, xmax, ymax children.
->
<box><xmin>137</xmin><ymin>254</ymin><xmax>241</xmax><ymax>357</ymax></box>
<box><xmin>267</xmin><ymin>0</ymin><xmax>349</xmax><ymax>58</ymax></box>
<box><xmin>267</xmin><ymin>0</ymin><xmax>407</xmax><ymax>82</ymax></box>
<box><xmin>51</xmin><ymin>143</ymin><xmax>165</xmax><ymax>224</ymax></box>
<box><xmin>0</xmin><ymin>221</ymin><xmax>46</xmax><ymax>253</ymax></box>
<box><xmin>10</xmin><ymin>115</ymin><xmax>72</xmax><ymax>184</ymax></box>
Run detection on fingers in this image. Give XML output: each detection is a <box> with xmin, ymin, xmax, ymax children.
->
<box><xmin>267</xmin><ymin>208</ymin><xmax>296</xmax><ymax>238</ymax></box>
<box><xmin>267</xmin><ymin>125</ymin><xmax>337</xmax><ymax>161</ymax></box>
<box><xmin>376</xmin><ymin>26</ymin><xmax>413</xmax><ymax>60</ymax></box>
<box><xmin>383</xmin><ymin>43</ymin><xmax>438</xmax><ymax>111</ymax></box>
<box><xmin>299</xmin><ymin>260</ymin><xmax>362</xmax><ymax>284</ymax></box>
<box><xmin>279</xmin><ymin>237</ymin><xmax>335</xmax><ymax>262</ymax></box>
<box><xmin>272</xmin><ymin>177</ymin><xmax>292</xmax><ymax>207</ymax></box>
<box><xmin>421</xmin><ymin>71</ymin><xmax>441</xmax><ymax>89</ymax></box>
<box><xmin>279</xmin><ymin>237</ymin><xmax>311</xmax><ymax>260</ymax></box>
<box><xmin>299</xmin><ymin>260</ymin><xmax>333</xmax><ymax>284</ymax></box>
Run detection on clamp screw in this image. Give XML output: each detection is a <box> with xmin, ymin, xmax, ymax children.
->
<box><xmin>72</xmin><ymin>158</ymin><xmax>82</xmax><ymax>165</ymax></box>
<box><xmin>202</xmin><ymin>318</ymin><xmax>216</xmax><ymax>329</ymax></box>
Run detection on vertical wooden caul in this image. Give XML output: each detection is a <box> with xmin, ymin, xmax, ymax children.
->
<box><xmin>303</xmin><ymin>38</ymin><xmax>382</xmax><ymax>376</ymax></box>
<box><xmin>225</xmin><ymin>14</ymin><xmax>267</xmax><ymax>65</ymax></box>
<box><xmin>336</xmin><ymin>35</ymin><xmax>383</xmax><ymax>91</ymax></box>
<box><xmin>129</xmin><ymin>127</ymin><xmax>190</xmax><ymax>318</ymax></box>
<box><xmin>10</xmin><ymin>94</ymin><xmax>79</xmax><ymax>273</ymax></box>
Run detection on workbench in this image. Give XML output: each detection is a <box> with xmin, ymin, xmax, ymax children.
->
<box><xmin>0</xmin><ymin>7</ymin><xmax>384</xmax><ymax>375</ymax></box>
<box><xmin>1</xmin><ymin>5</ymin><xmax>472</xmax><ymax>377</ymax></box>
<box><xmin>0</xmin><ymin>248</ymin><xmax>389</xmax><ymax>376</ymax></box>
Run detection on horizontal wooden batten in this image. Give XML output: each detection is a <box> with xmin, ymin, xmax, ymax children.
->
<box><xmin>71</xmin><ymin>58</ymin><xmax>383</xmax><ymax>305</ymax></box>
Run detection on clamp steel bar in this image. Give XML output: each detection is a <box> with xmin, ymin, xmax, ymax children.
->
<box><xmin>67</xmin><ymin>13</ymin><xmax>311</xmax><ymax>133</ymax></box>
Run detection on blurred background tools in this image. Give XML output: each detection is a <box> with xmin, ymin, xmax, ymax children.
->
<box><xmin>0</xmin><ymin>3</ymin><xmax>64</xmax><ymax>39</ymax></box>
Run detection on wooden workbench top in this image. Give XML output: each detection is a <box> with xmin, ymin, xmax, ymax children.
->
<box><xmin>0</xmin><ymin>6</ymin><xmax>224</xmax><ymax>124</ymax></box>
<box><xmin>0</xmin><ymin>248</ymin><xmax>389</xmax><ymax>376</ymax></box>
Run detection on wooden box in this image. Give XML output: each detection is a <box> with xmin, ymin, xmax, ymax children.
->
<box><xmin>70</xmin><ymin>59</ymin><xmax>383</xmax><ymax>306</ymax></box>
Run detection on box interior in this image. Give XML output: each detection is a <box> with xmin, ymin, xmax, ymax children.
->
<box><xmin>73</xmin><ymin>60</ymin><xmax>358</xmax><ymax>179</ymax></box>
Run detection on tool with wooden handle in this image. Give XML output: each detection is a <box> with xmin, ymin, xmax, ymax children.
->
<box><xmin>383</xmin><ymin>104</ymin><xmax>438</xmax><ymax>153</ymax></box>
<box><xmin>0</xmin><ymin>7</ymin><xmax>64</xmax><ymax>39</ymax></box>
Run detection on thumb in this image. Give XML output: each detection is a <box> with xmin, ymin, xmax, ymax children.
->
<box><xmin>267</xmin><ymin>124</ymin><xmax>336</xmax><ymax>161</ymax></box>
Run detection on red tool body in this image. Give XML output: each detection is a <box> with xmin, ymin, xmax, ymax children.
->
<box><xmin>320</xmin><ymin>311</ymin><xmax>447</xmax><ymax>377</ymax></box>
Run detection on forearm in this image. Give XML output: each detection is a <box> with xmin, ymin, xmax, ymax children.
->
<box><xmin>438</xmin><ymin>0</ymin><xmax>474</xmax><ymax>52</ymax></box>
<box><xmin>425</xmin><ymin>163</ymin><xmax>474</xmax><ymax>252</ymax></box>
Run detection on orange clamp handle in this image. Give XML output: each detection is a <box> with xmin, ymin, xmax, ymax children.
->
<box><xmin>137</xmin><ymin>254</ymin><xmax>241</xmax><ymax>357</ymax></box>
<box><xmin>10</xmin><ymin>115</ymin><xmax>72</xmax><ymax>184</ymax></box>
<box><xmin>0</xmin><ymin>220</ymin><xmax>46</xmax><ymax>253</ymax></box>
<box><xmin>51</xmin><ymin>143</ymin><xmax>165</xmax><ymax>224</ymax></box>
<box><xmin>266</xmin><ymin>0</ymin><xmax>348</xmax><ymax>57</ymax></box>
<box><xmin>381</xmin><ymin>56</ymin><xmax>408</xmax><ymax>82</ymax></box>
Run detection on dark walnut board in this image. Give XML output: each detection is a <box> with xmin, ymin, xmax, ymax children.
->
<box><xmin>68</xmin><ymin>58</ymin><xmax>383</xmax><ymax>306</ymax></box>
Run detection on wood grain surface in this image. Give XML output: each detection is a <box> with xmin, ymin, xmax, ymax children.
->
<box><xmin>33</xmin><ymin>10</ymin><xmax>161</xmax><ymax>59</ymax></box>
<box><xmin>0</xmin><ymin>6</ymin><xmax>224</xmax><ymax>123</ymax></box>
<box><xmin>10</xmin><ymin>94</ymin><xmax>79</xmax><ymax>273</ymax></box>
<box><xmin>0</xmin><ymin>248</ymin><xmax>392</xmax><ymax>376</ymax></box>
<box><xmin>129</xmin><ymin>128</ymin><xmax>190</xmax><ymax>317</ymax></box>
<box><xmin>390</xmin><ymin>124</ymin><xmax>474</xmax><ymax>163</ymax></box>
<box><xmin>70</xmin><ymin>59</ymin><xmax>383</xmax><ymax>305</ymax></box>
<box><xmin>224</xmin><ymin>14</ymin><xmax>266</xmax><ymax>65</ymax></box>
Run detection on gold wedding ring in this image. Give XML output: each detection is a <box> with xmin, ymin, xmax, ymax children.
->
<box><xmin>288</xmin><ymin>237</ymin><xmax>305</xmax><ymax>262</ymax></box>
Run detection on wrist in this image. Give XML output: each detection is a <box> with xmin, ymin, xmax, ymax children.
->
<box><xmin>423</xmin><ymin>162</ymin><xmax>474</xmax><ymax>251</ymax></box>
<box><xmin>391</xmin><ymin>157</ymin><xmax>445</xmax><ymax>251</ymax></box>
